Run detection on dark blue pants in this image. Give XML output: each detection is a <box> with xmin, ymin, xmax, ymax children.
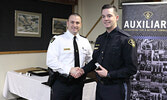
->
<box><xmin>51</xmin><ymin>80</ymin><xmax>84</xmax><ymax>100</ymax></box>
<box><xmin>96</xmin><ymin>82</ymin><xmax>130</xmax><ymax>100</ymax></box>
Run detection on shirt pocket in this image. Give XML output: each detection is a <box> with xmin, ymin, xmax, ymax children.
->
<box><xmin>110</xmin><ymin>46</ymin><xmax>121</xmax><ymax>64</ymax></box>
<box><xmin>111</xmin><ymin>47</ymin><xmax>121</xmax><ymax>56</ymax></box>
<box><xmin>62</xmin><ymin>48</ymin><xmax>73</xmax><ymax>58</ymax></box>
<box><xmin>80</xmin><ymin>47</ymin><xmax>88</xmax><ymax>59</ymax></box>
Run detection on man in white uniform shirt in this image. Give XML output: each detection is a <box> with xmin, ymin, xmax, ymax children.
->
<box><xmin>47</xmin><ymin>13</ymin><xmax>92</xmax><ymax>100</ymax></box>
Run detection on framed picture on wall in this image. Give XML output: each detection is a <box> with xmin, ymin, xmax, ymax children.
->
<box><xmin>15</xmin><ymin>10</ymin><xmax>42</xmax><ymax>37</ymax></box>
<box><xmin>52</xmin><ymin>18</ymin><xmax>67</xmax><ymax>34</ymax></box>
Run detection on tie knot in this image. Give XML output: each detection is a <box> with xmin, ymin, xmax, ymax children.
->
<box><xmin>74</xmin><ymin>36</ymin><xmax>76</xmax><ymax>40</ymax></box>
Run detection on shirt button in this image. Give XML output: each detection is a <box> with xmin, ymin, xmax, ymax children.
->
<box><xmin>102</xmin><ymin>57</ymin><xmax>103</xmax><ymax>59</ymax></box>
<box><xmin>101</xmin><ymin>51</ymin><xmax>103</xmax><ymax>53</ymax></box>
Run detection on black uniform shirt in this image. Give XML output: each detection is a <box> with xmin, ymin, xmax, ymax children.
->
<box><xmin>83</xmin><ymin>26</ymin><xmax>137</xmax><ymax>83</ymax></box>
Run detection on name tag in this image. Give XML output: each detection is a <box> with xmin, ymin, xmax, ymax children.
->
<box><xmin>95</xmin><ymin>44</ymin><xmax>100</xmax><ymax>46</ymax></box>
<box><xmin>64</xmin><ymin>48</ymin><xmax>70</xmax><ymax>50</ymax></box>
<box><xmin>94</xmin><ymin>47</ymin><xmax>98</xmax><ymax>50</ymax></box>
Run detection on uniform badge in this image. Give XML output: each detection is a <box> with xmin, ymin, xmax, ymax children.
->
<box><xmin>94</xmin><ymin>44</ymin><xmax>100</xmax><ymax>50</ymax></box>
<box><xmin>95</xmin><ymin>44</ymin><xmax>100</xmax><ymax>46</ymax></box>
<box><xmin>128</xmin><ymin>39</ymin><xmax>135</xmax><ymax>48</ymax></box>
<box><xmin>50</xmin><ymin>38</ymin><xmax>55</xmax><ymax>43</ymax></box>
<box><xmin>64</xmin><ymin>48</ymin><xmax>70</xmax><ymax>50</ymax></box>
<box><xmin>94</xmin><ymin>47</ymin><xmax>98</xmax><ymax>50</ymax></box>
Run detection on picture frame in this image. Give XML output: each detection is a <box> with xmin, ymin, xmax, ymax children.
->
<box><xmin>118</xmin><ymin>0</ymin><xmax>133</xmax><ymax>9</ymax></box>
<box><xmin>52</xmin><ymin>18</ymin><xmax>67</xmax><ymax>34</ymax></box>
<box><xmin>119</xmin><ymin>0</ymin><xmax>150</xmax><ymax>9</ymax></box>
<box><xmin>118</xmin><ymin>0</ymin><xmax>125</xmax><ymax>9</ymax></box>
<box><xmin>15</xmin><ymin>10</ymin><xmax>42</xmax><ymax>37</ymax></box>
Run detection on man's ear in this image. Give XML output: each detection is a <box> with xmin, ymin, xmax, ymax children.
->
<box><xmin>116</xmin><ymin>15</ymin><xmax>119</xmax><ymax>21</ymax></box>
<box><xmin>66</xmin><ymin>21</ymin><xmax>69</xmax><ymax>28</ymax></box>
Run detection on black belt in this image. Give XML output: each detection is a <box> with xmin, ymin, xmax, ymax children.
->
<box><xmin>57</xmin><ymin>73</ymin><xmax>86</xmax><ymax>85</ymax></box>
<box><xmin>98</xmin><ymin>78</ymin><xmax>129</xmax><ymax>85</ymax></box>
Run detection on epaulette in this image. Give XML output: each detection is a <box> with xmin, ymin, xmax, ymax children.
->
<box><xmin>50</xmin><ymin>37</ymin><xmax>56</xmax><ymax>43</ymax></box>
<box><xmin>98</xmin><ymin>32</ymin><xmax>106</xmax><ymax>37</ymax></box>
<box><xmin>80</xmin><ymin>35</ymin><xmax>86</xmax><ymax>38</ymax></box>
<box><xmin>54</xmin><ymin>32</ymin><xmax>64</xmax><ymax>36</ymax></box>
<box><xmin>50</xmin><ymin>32</ymin><xmax>64</xmax><ymax>43</ymax></box>
<box><xmin>118</xmin><ymin>29</ymin><xmax>131</xmax><ymax>37</ymax></box>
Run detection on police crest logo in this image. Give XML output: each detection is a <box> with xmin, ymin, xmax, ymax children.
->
<box><xmin>143</xmin><ymin>11</ymin><xmax>153</xmax><ymax>19</ymax></box>
<box><xmin>128</xmin><ymin>39</ymin><xmax>135</xmax><ymax>48</ymax></box>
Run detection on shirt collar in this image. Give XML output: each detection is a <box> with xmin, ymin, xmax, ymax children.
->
<box><xmin>66</xmin><ymin>30</ymin><xmax>80</xmax><ymax>40</ymax></box>
<box><xmin>105</xmin><ymin>26</ymin><xmax>119</xmax><ymax>37</ymax></box>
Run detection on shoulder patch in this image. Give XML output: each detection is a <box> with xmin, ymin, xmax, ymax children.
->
<box><xmin>50</xmin><ymin>37</ymin><xmax>55</xmax><ymax>43</ymax></box>
<box><xmin>128</xmin><ymin>39</ymin><xmax>136</xmax><ymax>48</ymax></box>
<box><xmin>56</xmin><ymin>32</ymin><xmax>64</xmax><ymax>36</ymax></box>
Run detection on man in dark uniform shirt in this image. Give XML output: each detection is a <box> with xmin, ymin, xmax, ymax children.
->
<box><xmin>74</xmin><ymin>4</ymin><xmax>137</xmax><ymax>100</ymax></box>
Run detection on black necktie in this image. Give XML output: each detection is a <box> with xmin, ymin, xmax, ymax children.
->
<box><xmin>73</xmin><ymin>36</ymin><xmax>80</xmax><ymax>67</ymax></box>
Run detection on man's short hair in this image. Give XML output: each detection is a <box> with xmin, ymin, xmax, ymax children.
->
<box><xmin>68</xmin><ymin>13</ymin><xmax>82</xmax><ymax>21</ymax></box>
<box><xmin>101</xmin><ymin>4</ymin><xmax>118</xmax><ymax>15</ymax></box>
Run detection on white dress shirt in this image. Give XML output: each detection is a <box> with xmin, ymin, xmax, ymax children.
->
<box><xmin>47</xmin><ymin>30</ymin><xmax>92</xmax><ymax>75</ymax></box>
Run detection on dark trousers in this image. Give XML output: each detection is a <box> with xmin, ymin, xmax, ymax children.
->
<box><xmin>96</xmin><ymin>82</ymin><xmax>130</xmax><ymax>100</ymax></box>
<box><xmin>51</xmin><ymin>80</ymin><xmax>84</xmax><ymax>100</ymax></box>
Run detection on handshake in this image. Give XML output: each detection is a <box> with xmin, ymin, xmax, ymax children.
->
<box><xmin>70</xmin><ymin>67</ymin><xmax>85</xmax><ymax>79</ymax></box>
<box><xmin>69</xmin><ymin>63</ymin><xmax>108</xmax><ymax>79</ymax></box>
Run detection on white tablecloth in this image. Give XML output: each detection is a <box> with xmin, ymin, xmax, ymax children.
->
<box><xmin>3</xmin><ymin>71</ymin><xmax>96</xmax><ymax>100</ymax></box>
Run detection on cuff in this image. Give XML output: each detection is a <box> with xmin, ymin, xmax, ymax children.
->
<box><xmin>107</xmin><ymin>72</ymin><xmax>111</xmax><ymax>78</ymax></box>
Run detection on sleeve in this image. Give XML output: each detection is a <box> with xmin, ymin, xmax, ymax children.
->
<box><xmin>108</xmin><ymin>37</ymin><xmax>138</xmax><ymax>79</ymax></box>
<box><xmin>83</xmin><ymin>37</ymin><xmax>101</xmax><ymax>74</ymax></box>
<box><xmin>46</xmin><ymin>36</ymin><xmax>71</xmax><ymax>75</ymax></box>
<box><xmin>84</xmin><ymin>39</ymin><xmax>93</xmax><ymax>64</ymax></box>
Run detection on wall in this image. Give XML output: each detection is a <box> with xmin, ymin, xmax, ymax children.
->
<box><xmin>0</xmin><ymin>0</ymin><xmax>72</xmax><ymax>52</ymax></box>
<box><xmin>77</xmin><ymin>0</ymin><xmax>122</xmax><ymax>43</ymax></box>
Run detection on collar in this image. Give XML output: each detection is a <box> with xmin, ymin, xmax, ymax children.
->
<box><xmin>66</xmin><ymin>30</ymin><xmax>80</xmax><ymax>40</ymax></box>
<box><xmin>105</xmin><ymin>26</ymin><xmax>120</xmax><ymax>37</ymax></box>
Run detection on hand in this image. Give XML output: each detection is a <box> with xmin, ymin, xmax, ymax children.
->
<box><xmin>70</xmin><ymin>67</ymin><xmax>80</xmax><ymax>77</ymax></box>
<box><xmin>70</xmin><ymin>67</ymin><xmax>84</xmax><ymax>78</ymax></box>
<box><xmin>75</xmin><ymin>68</ymin><xmax>84</xmax><ymax>78</ymax></box>
<box><xmin>95</xmin><ymin>65</ymin><xmax>108</xmax><ymax>77</ymax></box>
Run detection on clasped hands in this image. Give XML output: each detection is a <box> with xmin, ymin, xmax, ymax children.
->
<box><xmin>70</xmin><ymin>65</ymin><xmax>108</xmax><ymax>79</ymax></box>
<box><xmin>70</xmin><ymin>67</ymin><xmax>84</xmax><ymax>78</ymax></box>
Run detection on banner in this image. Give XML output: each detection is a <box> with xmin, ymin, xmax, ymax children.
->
<box><xmin>122</xmin><ymin>2</ymin><xmax>167</xmax><ymax>100</ymax></box>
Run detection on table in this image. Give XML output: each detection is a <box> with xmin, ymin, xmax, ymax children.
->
<box><xmin>3</xmin><ymin>71</ymin><xmax>96</xmax><ymax>100</ymax></box>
